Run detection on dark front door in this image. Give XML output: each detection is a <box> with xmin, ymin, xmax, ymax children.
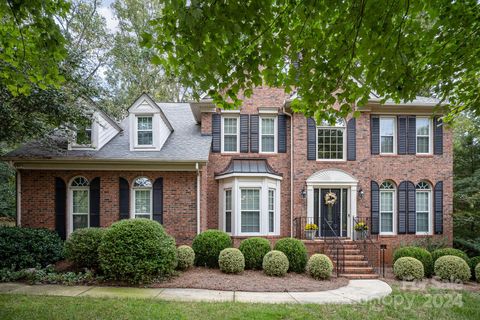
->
<box><xmin>320</xmin><ymin>189</ymin><xmax>341</xmax><ymax>237</ymax></box>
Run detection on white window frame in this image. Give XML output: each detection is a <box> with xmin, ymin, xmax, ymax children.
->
<box><xmin>316</xmin><ymin>119</ymin><xmax>346</xmax><ymax>161</ymax></box>
<box><xmin>224</xmin><ymin>189</ymin><xmax>232</xmax><ymax>234</ymax></box>
<box><xmin>221</xmin><ymin>116</ymin><xmax>240</xmax><ymax>153</ymax></box>
<box><xmin>135</xmin><ymin>115</ymin><xmax>154</xmax><ymax>148</ymax></box>
<box><xmin>379</xmin><ymin>116</ymin><xmax>397</xmax><ymax>155</ymax></box>
<box><xmin>131</xmin><ymin>177</ymin><xmax>153</xmax><ymax>220</ymax></box>
<box><xmin>240</xmin><ymin>188</ymin><xmax>261</xmax><ymax>234</ymax></box>
<box><xmin>260</xmin><ymin>116</ymin><xmax>277</xmax><ymax>153</ymax></box>
<box><xmin>268</xmin><ymin>188</ymin><xmax>276</xmax><ymax>233</ymax></box>
<box><xmin>69</xmin><ymin>176</ymin><xmax>90</xmax><ymax>234</ymax></box>
<box><xmin>379</xmin><ymin>182</ymin><xmax>396</xmax><ymax>235</ymax></box>
<box><xmin>415</xmin><ymin>181</ymin><xmax>432</xmax><ymax>235</ymax></box>
<box><xmin>416</xmin><ymin>117</ymin><xmax>433</xmax><ymax>155</ymax></box>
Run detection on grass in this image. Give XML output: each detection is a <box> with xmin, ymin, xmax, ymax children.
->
<box><xmin>0</xmin><ymin>289</ymin><xmax>479</xmax><ymax>319</ymax></box>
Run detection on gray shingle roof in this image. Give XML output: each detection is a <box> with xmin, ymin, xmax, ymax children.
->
<box><xmin>215</xmin><ymin>158</ymin><xmax>282</xmax><ymax>178</ymax></box>
<box><xmin>4</xmin><ymin>103</ymin><xmax>211</xmax><ymax>162</ymax></box>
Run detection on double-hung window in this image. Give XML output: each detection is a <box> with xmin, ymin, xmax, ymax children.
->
<box><xmin>380</xmin><ymin>117</ymin><xmax>396</xmax><ymax>154</ymax></box>
<box><xmin>317</xmin><ymin>119</ymin><xmax>346</xmax><ymax>160</ymax></box>
<box><xmin>240</xmin><ymin>189</ymin><xmax>260</xmax><ymax>233</ymax></box>
<box><xmin>416</xmin><ymin>117</ymin><xmax>431</xmax><ymax>154</ymax></box>
<box><xmin>70</xmin><ymin>177</ymin><xmax>90</xmax><ymax>231</ymax></box>
<box><xmin>416</xmin><ymin>181</ymin><xmax>431</xmax><ymax>234</ymax></box>
<box><xmin>268</xmin><ymin>189</ymin><xmax>275</xmax><ymax>233</ymax></box>
<box><xmin>76</xmin><ymin>122</ymin><xmax>92</xmax><ymax>145</ymax></box>
<box><xmin>260</xmin><ymin>117</ymin><xmax>276</xmax><ymax>153</ymax></box>
<box><xmin>222</xmin><ymin>117</ymin><xmax>239</xmax><ymax>152</ymax></box>
<box><xmin>137</xmin><ymin>116</ymin><xmax>153</xmax><ymax>146</ymax></box>
<box><xmin>133</xmin><ymin>177</ymin><xmax>152</xmax><ymax>219</ymax></box>
<box><xmin>224</xmin><ymin>189</ymin><xmax>232</xmax><ymax>233</ymax></box>
<box><xmin>379</xmin><ymin>181</ymin><xmax>395</xmax><ymax>234</ymax></box>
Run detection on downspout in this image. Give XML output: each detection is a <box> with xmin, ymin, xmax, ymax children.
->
<box><xmin>196</xmin><ymin>162</ymin><xmax>201</xmax><ymax>234</ymax></box>
<box><xmin>9</xmin><ymin>161</ymin><xmax>21</xmax><ymax>227</ymax></box>
<box><xmin>283</xmin><ymin>108</ymin><xmax>294</xmax><ymax>237</ymax></box>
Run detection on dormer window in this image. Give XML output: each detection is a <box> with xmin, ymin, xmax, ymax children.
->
<box><xmin>137</xmin><ymin>116</ymin><xmax>153</xmax><ymax>146</ymax></box>
<box><xmin>76</xmin><ymin>122</ymin><xmax>93</xmax><ymax>145</ymax></box>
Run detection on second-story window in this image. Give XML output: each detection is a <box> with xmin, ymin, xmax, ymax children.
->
<box><xmin>137</xmin><ymin>116</ymin><xmax>153</xmax><ymax>146</ymax></box>
<box><xmin>76</xmin><ymin>122</ymin><xmax>92</xmax><ymax>145</ymax></box>
<box><xmin>317</xmin><ymin>119</ymin><xmax>345</xmax><ymax>160</ymax></box>
<box><xmin>416</xmin><ymin>117</ymin><xmax>431</xmax><ymax>154</ymax></box>
<box><xmin>260</xmin><ymin>117</ymin><xmax>276</xmax><ymax>153</ymax></box>
<box><xmin>380</xmin><ymin>117</ymin><xmax>396</xmax><ymax>154</ymax></box>
<box><xmin>222</xmin><ymin>117</ymin><xmax>239</xmax><ymax>152</ymax></box>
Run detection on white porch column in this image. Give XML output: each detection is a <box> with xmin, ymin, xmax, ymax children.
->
<box><xmin>307</xmin><ymin>185</ymin><xmax>314</xmax><ymax>220</ymax></box>
<box><xmin>350</xmin><ymin>184</ymin><xmax>358</xmax><ymax>238</ymax></box>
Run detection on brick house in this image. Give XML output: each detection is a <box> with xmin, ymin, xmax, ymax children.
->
<box><xmin>3</xmin><ymin>88</ymin><xmax>452</xmax><ymax>274</ymax></box>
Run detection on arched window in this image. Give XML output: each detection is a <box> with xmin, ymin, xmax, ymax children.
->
<box><xmin>317</xmin><ymin>118</ymin><xmax>346</xmax><ymax>160</ymax></box>
<box><xmin>416</xmin><ymin>181</ymin><xmax>432</xmax><ymax>234</ymax></box>
<box><xmin>70</xmin><ymin>176</ymin><xmax>89</xmax><ymax>231</ymax></box>
<box><xmin>380</xmin><ymin>181</ymin><xmax>395</xmax><ymax>234</ymax></box>
<box><xmin>132</xmin><ymin>177</ymin><xmax>152</xmax><ymax>219</ymax></box>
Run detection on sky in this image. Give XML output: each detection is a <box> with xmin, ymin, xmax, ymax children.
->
<box><xmin>98</xmin><ymin>0</ymin><xmax>119</xmax><ymax>33</ymax></box>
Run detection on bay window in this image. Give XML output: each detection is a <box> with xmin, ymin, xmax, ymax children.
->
<box><xmin>241</xmin><ymin>189</ymin><xmax>260</xmax><ymax>233</ymax></box>
<box><xmin>224</xmin><ymin>189</ymin><xmax>232</xmax><ymax>233</ymax></box>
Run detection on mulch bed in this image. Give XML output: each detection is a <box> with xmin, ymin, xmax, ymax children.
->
<box><xmin>151</xmin><ymin>267</ymin><xmax>349</xmax><ymax>292</ymax></box>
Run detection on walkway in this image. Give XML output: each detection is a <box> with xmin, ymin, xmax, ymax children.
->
<box><xmin>0</xmin><ymin>280</ymin><xmax>392</xmax><ymax>304</ymax></box>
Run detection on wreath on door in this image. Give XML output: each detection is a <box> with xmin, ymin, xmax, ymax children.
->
<box><xmin>324</xmin><ymin>192</ymin><xmax>337</xmax><ymax>206</ymax></box>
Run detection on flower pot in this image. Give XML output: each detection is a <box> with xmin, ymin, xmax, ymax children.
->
<box><xmin>305</xmin><ymin>230</ymin><xmax>316</xmax><ymax>240</ymax></box>
<box><xmin>355</xmin><ymin>231</ymin><xmax>366</xmax><ymax>241</ymax></box>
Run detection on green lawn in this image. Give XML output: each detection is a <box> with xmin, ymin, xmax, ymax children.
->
<box><xmin>0</xmin><ymin>289</ymin><xmax>479</xmax><ymax>320</ymax></box>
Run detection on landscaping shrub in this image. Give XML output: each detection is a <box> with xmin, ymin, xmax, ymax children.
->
<box><xmin>469</xmin><ymin>256</ymin><xmax>480</xmax><ymax>280</ymax></box>
<box><xmin>476</xmin><ymin>263</ymin><xmax>480</xmax><ymax>283</ymax></box>
<box><xmin>306</xmin><ymin>254</ymin><xmax>333</xmax><ymax>280</ymax></box>
<box><xmin>239</xmin><ymin>238</ymin><xmax>271</xmax><ymax>270</ymax></box>
<box><xmin>0</xmin><ymin>226</ymin><xmax>64</xmax><ymax>270</ymax></box>
<box><xmin>218</xmin><ymin>248</ymin><xmax>245</xmax><ymax>274</ymax></box>
<box><xmin>64</xmin><ymin>228</ymin><xmax>105</xmax><ymax>269</ymax></box>
<box><xmin>273</xmin><ymin>238</ymin><xmax>307</xmax><ymax>273</ymax></box>
<box><xmin>393</xmin><ymin>246</ymin><xmax>433</xmax><ymax>277</ymax></box>
<box><xmin>263</xmin><ymin>250</ymin><xmax>289</xmax><ymax>277</ymax></box>
<box><xmin>434</xmin><ymin>255</ymin><xmax>471</xmax><ymax>282</ymax></box>
<box><xmin>176</xmin><ymin>245</ymin><xmax>195</xmax><ymax>270</ymax></box>
<box><xmin>393</xmin><ymin>257</ymin><xmax>424</xmax><ymax>281</ymax></box>
<box><xmin>431</xmin><ymin>248</ymin><xmax>470</xmax><ymax>266</ymax></box>
<box><xmin>192</xmin><ymin>230</ymin><xmax>231</xmax><ymax>268</ymax></box>
<box><xmin>98</xmin><ymin>219</ymin><xmax>177</xmax><ymax>284</ymax></box>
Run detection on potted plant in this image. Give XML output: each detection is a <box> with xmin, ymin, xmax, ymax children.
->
<box><xmin>305</xmin><ymin>223</ymin><xmax>318</xmax><ymax>240</ymax></box>
<box><xmin>354</xmin><ymin>221</ymin><xmax>368</xmax><ymax>240</ymax></box>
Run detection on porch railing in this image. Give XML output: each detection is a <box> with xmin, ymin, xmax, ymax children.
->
<box><xmin>352</xmin><ymin>216</ymin><xmax>386</xmax><ymax>277</ymax></box>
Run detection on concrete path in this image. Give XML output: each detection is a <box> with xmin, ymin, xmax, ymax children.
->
<box><xmin>0</xmin><ymin>280</ymin><xmax>391</xmax><ymax>304</ymax></box>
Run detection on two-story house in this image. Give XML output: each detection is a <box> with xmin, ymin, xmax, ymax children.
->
<box><xmin>3</xmin><ymin>87</ymin><xmax>452</xmax><ymax>274</ymax></box>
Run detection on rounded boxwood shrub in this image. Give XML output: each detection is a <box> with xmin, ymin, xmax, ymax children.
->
<box><xmin>263</xmin><ymin>250</ymin><xmax>289</xmax><ymax>277</ymax></box>
<box><xmin>64</xmin><ymin>228</ymin><xmax>105</xmax><ymax>269</ymax></box>
<box><xmin>476</xmin><ymin>263</ymin><xmax>480</xmax><ymax>283</ymax></box>
<box><xmin>393</xmin><ymin>246</ymin><xmax>433</xmax><ymax>277</ymax></box>
<box><xmin>218</xmin><ymin>248</ymin><xmax>245</xmax><ymax>274</ymax></box>
<box><xmin>177</xmin><ymin>245</ymin><xmax>195</xmax><ymax>270</ymax></box>
<box><xmin>273</xmin><ymin>238</ymin><xmax>308</xmax><ymax>273</ymax></box>
<box><xmin>239</xmin><ymin>238</ymin><xmax>271</xmax><ymax>270</ymax></box>
<box><xmin>393</xmin><ymin>257</ymin><xmax>424</xmax><ymax>281</ymax></box>
<box><xmin>469</xmin><ymin>256</ymin><xmax>480</xmax><ymax>280</ymax></box>
<box><xmin>431</xmin><ymin>248</ymin><xmax>470</xmax><ymax>265</ymax></box>
<box><xmin>306</xmin><ymin>254</ymin><xmax>333</xmax><ymax>280</ymax></box>
<box><xmin>192</xmin><ymin>230</ymin><xmax>232</xmax><ymax>268</ymax></box>
<box><xmin>434</xmin><ymin>255</ymin><xmax>471</xmax><ymax>282</ymax></box>
<box><xmin>0</xmin><ymin>226</ymin><xmax>64</xmax><ymax>270</ymax></box>
<box><xmin>98</xmin><ymin>219</ymin><xmax>177</xmax><ymax>284</ymax></box>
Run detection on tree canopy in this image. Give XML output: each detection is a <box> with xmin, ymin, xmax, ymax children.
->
<box><xmin>145</xmin><ymin>0</ymin><xmax>480</xmax><ymax>121</ymax></box>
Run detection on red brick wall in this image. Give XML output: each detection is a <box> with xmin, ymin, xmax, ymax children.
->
<box><xmin>20</xmin><ymin>170</ymin><xmax>199</xmax><ymax>244</ymax></box>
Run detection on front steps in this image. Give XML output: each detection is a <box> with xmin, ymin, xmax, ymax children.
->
<box><xmin>325</xmin><ymin>240</ymin><xmax>379</xmax><ymax>279</ymax></box>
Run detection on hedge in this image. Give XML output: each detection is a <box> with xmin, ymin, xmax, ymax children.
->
<box><xmin>393</xmin><ymin>246</ymin><xmax>433</xmax><ymax>277</ymax></box>
<box><xmin>306</xmin><ymin>254</ymin><xmax>333</xmax><ymax>280</ymax></box>
<box><xmin>434</xmin><ymin>255</ymin><xmax>471</xmax><ymax>282</ymax></box>
<box><xmin>273</xmin><ymin>238</ymin><xmax>308</xmax><ymax>273</ymax></box>
<box><xmin>239</xmin><ymin>238</ymin><xmax>271</xmax><ymax>270</ymax></box>
<box><xmin>431</xmin><ymin>248</ymin><xmax>470</xmax><ymax>266</ymax></box>
<box><xmin>64</xmin><ymin>228</ymin><xmax>105</xmax><ymax>269</ymax></box>
<box><xmin>393</xmin><ymin>257</ymin><xmax>424</xmax><ymax>281</ymax></box>
<box><xmin>263</xmin><ymin>250</ymin><xmax>289</xmax><ymax>277</ymax></box>
<box><xmin>176</xmin><ymin>245</ymin><xmax>195</xmax><ymax>270</ymax></box>
<box><xmin>218</xmin><ymin>248</ymin><xmax>245</xmax><ymax>274</ymax></box>
<box><xmin>192</xmin><ymin>230</ymin><xmax>231</xmax><ymax>268</ymax></box>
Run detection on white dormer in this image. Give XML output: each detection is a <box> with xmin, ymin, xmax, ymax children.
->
<box><xmin>69</xmin><ymin>109</ymin><xmax>121</xmax><ymax>151</ymax></box>
<box><xmin>128</xmin><ymin>93</ymin><xmax>173</xmax><ymax>151</ymax></box>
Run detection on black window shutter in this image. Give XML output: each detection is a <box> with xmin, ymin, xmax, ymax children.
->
<box><xmin>371</xmin><ymin>181</ymin><xmax>380</xmax><ymax>234</ymax></box>
<box><xmin>307</xmin><ymin>118</ymin><xmax>316</xmax><ymax>160</ymax></box>
<box><xmin>397</xmin><ymin>181</ymin><xmax>407</xmax><ymax>234</ymax></box>
<box><xmin>407</xmin><ymin>116</ymin><xmax>416</xmax><ymax>154</ymax></box>
<box><xmin>397</xmin><ymin>116</ymin><xmax>407</xmax><ymax>155</ymax></box>
<box><xmin>240</xmin><ymin>114</ymin><xmax>249</xmax><ymax>153</ymax></box>
<box><xmin>370</xmin><ymin>116</ymin><xmax>380</xmax><ymax>155</ymax></box>
<box><xmin>407</xmin><ymin>181</ymin><xmax>416</xmax><ymax>234</ymax></box>
<box><xmin>153</xmin><ymin>178</ymin><xmax>163</xmax><ymax>224</ymax></box>
<box><xmin>211</xmin><ymin>114</ymin><xmax>221</xmax><ymax>153</ymax></box>
<box><xmin>250</xmin><ymin>115</ymin><xmax>259</xmax><ymax>153</ymax></box>
<box><xmin>119</xmin><ymin>178</ymin><xmax>130</xmax><ymax>220</ymax></box>
<box><xmin>89</xmin><ymin>177</ymin><xmax>100</xmax><ymax>227</ymax></box>
<box><xmin>278</xmin><ymin>114</ymin><xmax>287</xmax><ymax>153</ymax></box>
<box><xmin>434</xmin><ymin>117</ymin><xmax>443</xmax><ymax>155</ymax></box>
<box><xmin>55</xmin><ymin>177</ymin><xmax>66</xmax><ymax>240</ymax></box>
<box><xmin>434</xmin><ymin>181</ymin><xmax>444</xmax><ymax>234</ymax></box>
<box><xmin>347</xmin><ymin>118</ymin><xmax>356</xmax><ymax>161</ymax></box>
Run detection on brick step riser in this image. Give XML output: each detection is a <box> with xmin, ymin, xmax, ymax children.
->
<box><xmin>340</xmin><ymin>274</ymin><xmax>379</xmax><ymax>279</ymax></box>
<box><xmin>343</xmin><ymin>268</ymin><xmax>375</xmax><ymax>274</ymax></box>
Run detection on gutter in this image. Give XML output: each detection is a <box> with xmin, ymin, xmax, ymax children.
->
<box><xmin>196</xmin><ymin>162</ymin><xmax>201</xmax><ymax>235</ymax></box>
<box><xmin>282</xmin><ymin>107</ymin><xmax>294</xmax><ymax>238</ymax></box>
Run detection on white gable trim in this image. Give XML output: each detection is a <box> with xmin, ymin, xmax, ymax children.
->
<box><xmin>128</xmin><ymin>93</ymin><xmax>173</xmax><ymax>132</ymax></box>
<box><xmin>306</xmin><ymin>168</ymin><xmax>358</xmax><ymax>186</ymax></box>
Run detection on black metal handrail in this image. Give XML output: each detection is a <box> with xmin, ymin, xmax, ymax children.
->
<box><xmin>321</xmin><ymin>217</ymin><xmax>345</xmax><ymax>276</ymax></box>
<box><xmin>352</xmin><ymin>216</ymin><xmax>385</xmax><ymax>277</ymax></box>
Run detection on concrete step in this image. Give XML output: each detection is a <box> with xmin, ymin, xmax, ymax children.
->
<box><xmin>340</xmin><ymin>273</ymin><xmax>379</xmax><ymax>279</ymax></box>
<box><xmin>343</xmin><ymin>267</ymin><xmax>375</xmax><ymax>274</ymax></box>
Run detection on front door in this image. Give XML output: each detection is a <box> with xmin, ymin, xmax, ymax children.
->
<box><xmin>320</xmin><ymin>189</ymin><xmax>341</xmax><ymax>237</ymax></box>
